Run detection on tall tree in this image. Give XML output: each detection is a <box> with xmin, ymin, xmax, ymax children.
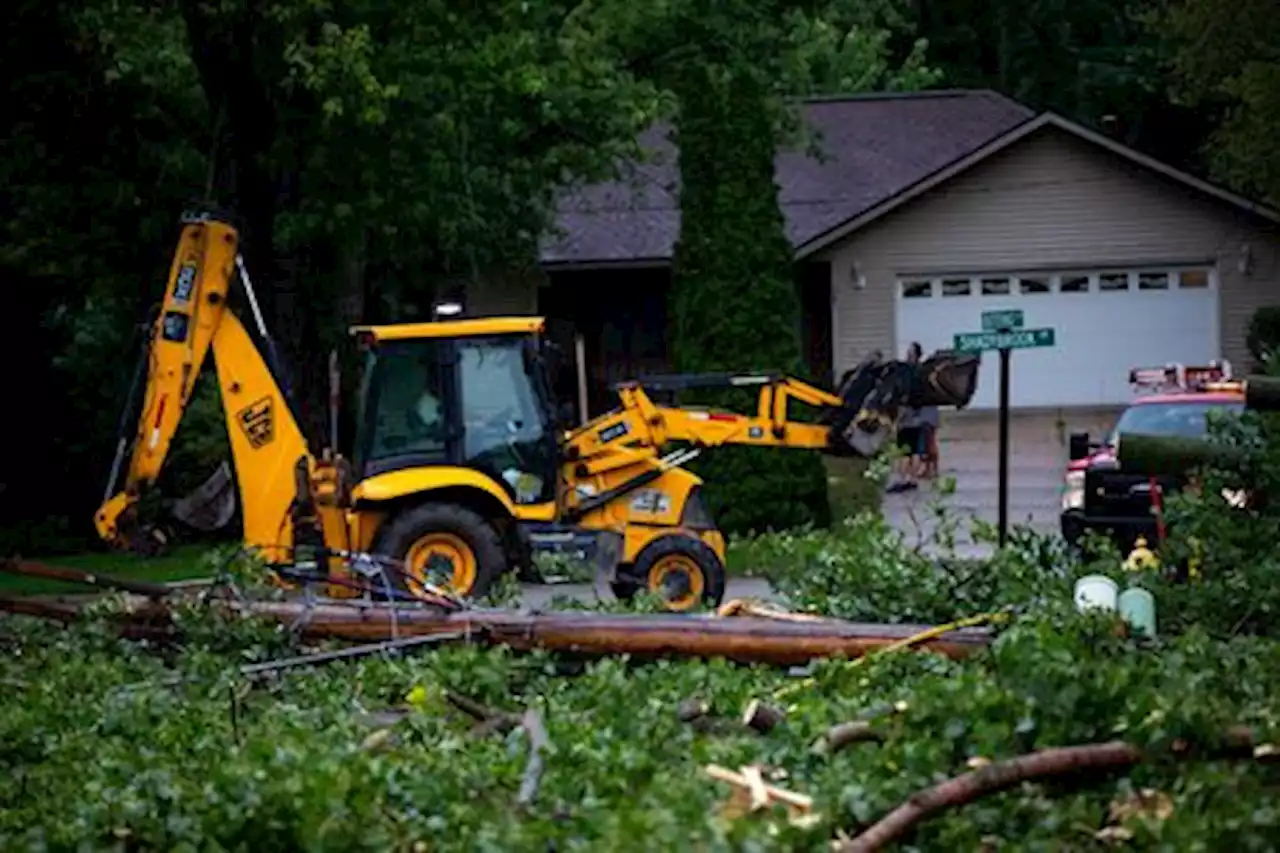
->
<box><xmin>1</xmin><ymin>0</ymin><xmax>665</xmax><ymax>550</ymax></box>
<box><xmin>909</xmin><ymin>0</ymin><xmax>1214</xmax><ymax>168</ymax></box>
<box><xmin>1153</xmin><ymin>0</ymin><xmax>1280</xmax><ymax>205</ymax></box>
<box><xmin>595</xmin><ymin>0</ymin><xmax>938</xmax><ymax>534</ymax></box>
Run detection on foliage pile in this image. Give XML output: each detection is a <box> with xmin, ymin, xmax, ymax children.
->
<box><xmin>7</xmin><ymin>443</ymin><xmax>1280</xmax><ymax>849</ymax></box>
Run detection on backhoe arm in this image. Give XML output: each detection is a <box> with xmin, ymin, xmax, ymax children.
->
<box><xmin>95</xmin><ymin>211</ymin><xmax>311</xmax><ymax>564</ymax></box>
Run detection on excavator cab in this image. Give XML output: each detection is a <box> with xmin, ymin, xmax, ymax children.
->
<box><xmin>349</xmin><ymin>318</ymin><xmax>562</xmax><ymax>508</ymax></box>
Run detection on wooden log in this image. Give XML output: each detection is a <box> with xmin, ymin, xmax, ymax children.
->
<box><xmin>0</xmin><ymin>594</ymin><xmax>80</xmax><ymax>623</ymax></box>
<box><xmin>0</xmin><ymin>559</ymin><xmax>174</xmax><ymax>598</ymax></box>
<box><xmin>229</xmin><ymin>601</ymin><xmax>993</xmax><ymax>666</ymax></box>
<box><xmin>742</xmin><ymin>699</ymin><xmax>786</xmax><ymax>733</ymax></box>
<box><xmin>1115</xmin><ymin>433</ymin><xmax>1248</xmax><ymax>477</ymax></box>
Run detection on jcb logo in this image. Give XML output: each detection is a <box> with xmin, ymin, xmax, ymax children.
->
<box><xmin>237</xmin><ymin>397</ymin><xmax>274</xmax><ymax>449</ymax></box>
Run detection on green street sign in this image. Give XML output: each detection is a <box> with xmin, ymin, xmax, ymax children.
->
<box><xmin>954</xmin><ymin>327</ymin><xmax>1055</xmax><ymax>353</ymax></box>
<box><xmin>981</xmin><ymin>309</ymin><xmax>1024</xmax><ymax>332</ymax></box>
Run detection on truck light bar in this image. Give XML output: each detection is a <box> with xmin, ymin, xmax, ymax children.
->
<box><xmin>1128</xmin><ymin>360</ymin><xmax>1236</xmax><ymax>394</ymax></box>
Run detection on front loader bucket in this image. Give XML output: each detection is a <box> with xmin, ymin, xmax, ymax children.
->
<box><xmin>915</xmin><ymin>350</ymin><xmax>981</xmax><ymax>408</ymax></box>
<box><xmin>824</xmin><ymin>349</ymin><xmax>982</xmax><ymax>458</ymax></box>
<box><xmin>170</xmin><ymin>460</ymin><xmax>236</xmax><ymax>532</ymax></box>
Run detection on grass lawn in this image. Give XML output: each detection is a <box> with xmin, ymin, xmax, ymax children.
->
<box><xmin>0</xmin><ymin>545</ymin><xmax>215</xmax><ymax>597</ymax></box>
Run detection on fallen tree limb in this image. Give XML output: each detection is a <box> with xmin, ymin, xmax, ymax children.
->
<box><xmin>813</xmin><ymin>721</ymin><xmax>883</xmax><ymax>755</ymax></box>
<box><xmin>517</xmin><ymin>708</ymin><xmax>551</xmax><ymax>806</ymax></box>
<box><xmin>0</xmin><ymin>559</ymin><xmax>174</xmax><ymax>598</ymax></box>
<box><xmin>836</xmin><ymin>730</ymin><xmax>1271</xmax><ymax>852</ymax></box>
<box><xmin>445</xmin><ymin>690</ymin><xmax>522</xmax><ymax>737</ymax></box>
<box><xmin>704</xmin><ymin>764</ymin><xmax>814</xmax><ymax>812</ymax></box>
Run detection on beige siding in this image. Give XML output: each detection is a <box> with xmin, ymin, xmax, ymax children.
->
<box><xmin>820</xmin><ymin>127</ymin><xmax>1280</xmax><ymax>377</ymax></box>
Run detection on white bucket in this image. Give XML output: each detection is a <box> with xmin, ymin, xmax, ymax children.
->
<box><xmin>1074</xmin><ymin>574</ymin><xmax>1119</xmax><ymax>612</ymax></box>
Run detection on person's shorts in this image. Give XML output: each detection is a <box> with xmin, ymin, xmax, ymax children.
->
<box><xmin>897</xmin><ymin>427</ymin><xmax>921</xmax><ymax>454</ymax></box>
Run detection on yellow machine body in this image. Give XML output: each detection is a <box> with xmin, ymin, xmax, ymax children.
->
<box><xmin>96</xmin><ymin>211</ymin><xmax>978</xmax><ymax>610</ymax></box>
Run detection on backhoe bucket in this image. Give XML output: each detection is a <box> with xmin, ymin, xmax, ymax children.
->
<box><xmin>170</xmin><ymin>461</ymin><xmax>236</xmax><ymax>531</ymax></box>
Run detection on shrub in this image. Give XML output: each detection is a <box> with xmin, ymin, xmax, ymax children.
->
<box><xmin>1244</xmin><ymin>305</ymin><xmax>1280</xmax><ymax>371</ymax></box>
<box><xmin>665</xmin><ymin>63</ymin><xmax>830</xmax><ymax>535</ymax></box>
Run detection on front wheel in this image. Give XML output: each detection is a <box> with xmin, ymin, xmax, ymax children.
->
<box><xmin>372</xmin><ymin>502</ymin><xmax>506</xmax><ymax>600</ymax></box>
<box><xmin>628</xmin><ymin>534</ymin><xmax>726</xmax><ymax>612</ymax></box>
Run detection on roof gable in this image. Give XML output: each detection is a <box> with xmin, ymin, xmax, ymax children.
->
<box><xmin>795</xmin><ymin>111</ymin><xmax>1280</xmax><ymax>257</ymax></box>
<box><xmin>539</xmin><ymin>90</ymin><xmax>1035</xmax><ymax>266</ymax></box>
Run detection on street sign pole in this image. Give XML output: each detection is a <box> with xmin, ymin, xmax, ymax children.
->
<box><xmin>997</xmin><ymin>343</ymin><xmax>1010</xmax><ymax>549</ymax></box>
<box><xmin>954</xmin><ymin>313</ymin><xmax>1055</xmax><ymax>551</ymax></box>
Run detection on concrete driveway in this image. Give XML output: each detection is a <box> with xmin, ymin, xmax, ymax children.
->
<box><xmin>882</xmin><ymin>406</ymin><xmax>1120</xmax><ymax>557</ymax></box>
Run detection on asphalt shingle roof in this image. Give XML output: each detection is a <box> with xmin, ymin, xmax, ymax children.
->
<box><xmin>539</xmin><ymin>90</ymin><xmax>1036</xmax><ymax>265</ymax></box>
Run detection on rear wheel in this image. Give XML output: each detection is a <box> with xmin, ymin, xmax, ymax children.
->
<box><xmin>628</xmin><ymin>534</ymin><xmax>726</xmax><ymax>612</ymax></box>
<box><xmin>373</xmin><ymin>503</ymin><xmax>506</xmax><ymax>599</ymax></box>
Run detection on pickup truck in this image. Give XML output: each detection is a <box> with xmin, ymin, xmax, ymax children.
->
<box><xmin>1060</xmin><ymin>363</ymin><xmax>1244</xmax><ymax>552</ymax></box>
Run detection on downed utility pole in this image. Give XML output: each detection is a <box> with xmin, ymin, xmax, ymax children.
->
<box><xmin>226</xmin><ymin>600</ymin><xmax>993</xmax><ymax>666</ymax></box>
<box><xmin>0</xmin><ymin>562</ymin><xmax>994</xmax><ymax>667</ymax></box>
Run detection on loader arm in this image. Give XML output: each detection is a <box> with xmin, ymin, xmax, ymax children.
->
<box><xmin>559</xmin><ymin>351</ymin><xmax>979</xmax><ymax>520</ymax></box>
<box><xmin>95</xmin><ymin>211</ymin><xmax>313</xmax><ymax>564</ymax></box>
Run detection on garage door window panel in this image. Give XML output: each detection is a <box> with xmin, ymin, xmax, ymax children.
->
<box><xmin>941</xmin><ymin>278</ymin><xmax>971</xmax><ymax>297</ymax></box>
<box><xmin>1060</xmin><ymin>275</ymin><xmax>1090</xmax><ymax>293</ymax></box>
<box><xmin>1178</xmin><ymin>269</ymin><xmax>1210</xmax><ymax>288</ymax></box>
<box><xmin>1141</xmin><ymin>270</ymin><xmax>1172</xmax><ymax>290</ymax></box>
<box><xmin>902</xmin><ymin>280</ymin><xmax>933</xmax><ymax>298</ymax></box>
<box><xmin>1019</xmin><ymin>276</ymin><xmax>1051</xmax><ymax>295</ymax></box>
<box><xmin>981</xmin><ymin>277</ymin><xmax>1010</xmax><ymax>296</ymax></box>
<box><xmin>1099</xmin><ymin>272</ymin><xmax>1130</xmax><ymax>291</ymax></box>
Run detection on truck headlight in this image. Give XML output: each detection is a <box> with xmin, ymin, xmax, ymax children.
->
<box><xmin>1062</xmin><ymin>471</ymin><xmax>1085</xmax><ymax>511</ymax></box>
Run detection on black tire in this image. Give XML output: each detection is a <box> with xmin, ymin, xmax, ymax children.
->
<box><xmin>372</xmin><ymin>502</ymin><xmax>506</xmax><ymax>600</ymax></box>
<box><xmin>631</xmin><ymin>534</ymin><xmax>726</xmax><ymax>612</ymax></box>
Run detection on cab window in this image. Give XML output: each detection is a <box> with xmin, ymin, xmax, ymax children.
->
<box><xmin>1109</xmin><ymin>400</ymin><xmax>1243</xmax><ymax>443</ymax></box>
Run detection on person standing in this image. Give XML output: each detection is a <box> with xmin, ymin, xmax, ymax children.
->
<box><xmin>887</xmin><ymin>342</ymin><xmax>926</xmax><ymax>492</ymax></box>
<box><xmin>918</xmin><ymin>402</ymin><xmax>940</xmax><ymax>479</ymax></box>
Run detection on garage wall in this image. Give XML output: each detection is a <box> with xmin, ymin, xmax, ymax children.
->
<box><xmin>820</xmin><ymin>126</ymin><xmax>1280</xmax><ymax>383</ymax></box>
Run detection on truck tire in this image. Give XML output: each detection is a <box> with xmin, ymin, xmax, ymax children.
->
<box><xmin>630</xmin><ymin>534</ymin><xmax>726</xmax><ymax>612</ymax></box>
<box><xmin>372</xmin><ymin>502</ymin><xmax>506</xmax><ymax>600</ymax></box>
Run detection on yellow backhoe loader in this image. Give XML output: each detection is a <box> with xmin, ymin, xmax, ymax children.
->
<box><xmin>95</xmin><ymin>209</ymin><xmax>980</xmax><ymax>611</ymax></box>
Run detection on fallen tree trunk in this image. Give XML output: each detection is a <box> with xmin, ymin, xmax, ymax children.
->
<box><xmin>837</xmin><ymin>728</ymin><xmax>1269</xmax><ymax>852</ymax></box>
<box><xmin>0</xmin><ymin>559</ymin><xmax>175</xmax><ymax>598</ymax></box>
<box><xmin>233</xmin><ymin>601</ymin><xmax>993</xmax><ymax>666</ymax></box>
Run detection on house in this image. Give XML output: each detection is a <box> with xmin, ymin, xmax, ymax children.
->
<box><xmin>476</xmin><ymin>89</ymin><xmax>1280</xmax><ymax>420</ymax></box>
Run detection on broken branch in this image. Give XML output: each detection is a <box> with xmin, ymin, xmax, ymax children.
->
<box><xmin>837</xmin><ymin>730</ymin><xmax>1270</xmax><ymax>852</ymax></box>
<box><xmin>517</xmin><ymin>707</ymin><xmax>551</xmax><ymax>807</ymax></box>
<box><xmin>446</xmin><ymin>691</ymin><xmax>522</xmax><ymax>738</ymax></box>
<box><xmin>813</xmin><ymin>721</ymin><xmax>883</xmax><ymax>755</ymax></box>
<box><xmin>742</xmin><ymin>699</ymin><xmax>786</xmax><ymax>734</ymax></box>
<box><xmin>838</xmin><ymin>741</ymin><xmax>1142</xmax><ymax>852</ymax></box>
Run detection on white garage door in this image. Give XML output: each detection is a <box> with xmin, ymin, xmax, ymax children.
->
<box><xmin>894</xmin><ymin>267</ymin><xmax>1220</xmax><ymax>409</ymax></box>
